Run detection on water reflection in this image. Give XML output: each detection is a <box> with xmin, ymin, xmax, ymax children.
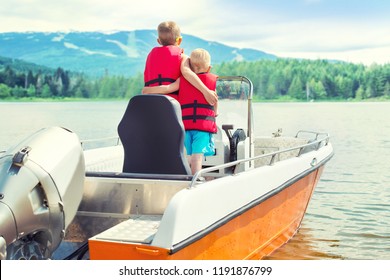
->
<box><xmin>265</xmin><ymin>225</ymin><xmax>343</xmax><ymax>260</ymax></box>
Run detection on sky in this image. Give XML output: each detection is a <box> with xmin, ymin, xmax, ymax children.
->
<box><xmin>1</xmin><ymin>0</ymin><xmax>389</xmax><ymax>65</ymax></box>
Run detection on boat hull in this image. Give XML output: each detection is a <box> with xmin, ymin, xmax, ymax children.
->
<box><xmin>88</xmin><ymin>165</ymin><xmax>324</xmax><ymax>260</ymax></box>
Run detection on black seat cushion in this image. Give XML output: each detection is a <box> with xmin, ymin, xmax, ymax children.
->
<box><xmin>118</xmin><ymin>94</ymin><xmax>191</xmax><ymax>175</ymax></box>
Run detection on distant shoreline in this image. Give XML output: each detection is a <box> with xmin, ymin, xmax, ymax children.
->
<box><xmin>0</xmin><ymin>97</ymin><xmax>125</xmax><ymax>103</ymax></box>
<box><xmin>1</xmin><ymin>97</ymin><xmax>389</xmax><ymax>103</ymax></box>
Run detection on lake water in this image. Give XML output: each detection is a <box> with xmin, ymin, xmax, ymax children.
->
<box><xmin>0</xmin><ymin>101</ymin><xmax>389</xmax><ymax>260</ymax></box>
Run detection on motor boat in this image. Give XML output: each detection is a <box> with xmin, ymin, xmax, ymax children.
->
<box><xmin>0</xmin><ymin>76</ymin><xmax>333</xmax><ymax>260</ymax></box>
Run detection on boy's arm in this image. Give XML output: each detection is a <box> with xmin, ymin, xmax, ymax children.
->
<box><xmin>180</xmin><ymin>55</ymin><xmax>218</xmax><ymax>105</ymax></box>
<box><xmin>214</xmin><ymin>101</ymin><xmax>219</xmax><ymax>117</ymax></box>
<box><xmin>142</xmin><ymin>78</ymin><xmax>180</xmax><ymax>94</ymax></box>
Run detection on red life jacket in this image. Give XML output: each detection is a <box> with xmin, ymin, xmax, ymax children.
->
<box><xmin>179</xmin><ymin>73</ymin><xmax>218</xmax><ymax>133</ymax></box>
<box><xmin>144</xmin><ymin>45</ymin><xmax>183</xmax><ymax>99</ymax></box>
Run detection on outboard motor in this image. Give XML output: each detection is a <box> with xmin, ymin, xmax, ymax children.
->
<box><xmin>0</xmin><ymin>127</ymin><xmax>85</xmax><ymax>260</ymax></box>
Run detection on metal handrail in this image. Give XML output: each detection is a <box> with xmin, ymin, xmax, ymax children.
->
<box><xmin>217</xmin><ymin>75</ymin><xmax>253</xmax><ymax>100</ymax></box>
<box><xmin>217</xmin><ymin>76</ymin><xmax>254</xmax><ymax>162</ymax></box>
<box><xmin>295</xmin><ymin>130</ymin><xmax>330</xmax><ymax>142</ymax></box>
<box><xmin>81</xmin><ymin>136</ymin><xmax>120</xmax><ymax>147</ymax></box>
<box><xmin>189</xmin><ymin>132</ymin><xmax>331</xmax><ymax>188</ymax></box>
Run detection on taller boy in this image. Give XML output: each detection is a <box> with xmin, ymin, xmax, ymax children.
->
<box><xmin>144</xmin><ymin>21</ymin><xmax>182</xmax><ymax>99</ymax></box>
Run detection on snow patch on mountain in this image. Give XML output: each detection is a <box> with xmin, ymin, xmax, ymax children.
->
<box><xmin>52</xmin><ymin>34</ymin><xmax>65</xmax><ymax>42</ymax></box>
<box><xmin>232</xmin><ymin>50</ymin><xmax>244</xmax><ymax>62</ymax></box>
<box><xmin>64</xmin><ymin>42</ymin><xmax>117</xmax><ymax>57</ymax></box>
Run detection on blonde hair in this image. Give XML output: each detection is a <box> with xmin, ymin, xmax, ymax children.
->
<box><xmin>190</xmin><ymin>48</ymin><xmax>211</xmax><ymax>73</ymax></box>
<box><xmin>158</xmin><ymin>21</ymin><xmax>181</xmax><ymax>46</ymax></box>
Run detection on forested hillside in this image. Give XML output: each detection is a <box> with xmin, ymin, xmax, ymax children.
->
<box><xmin>214</xmin><ymin>59</ymin><xmax>390</xmax><ymax>100</ymax></box>
<box><xmin>1</xmin><ymin>56</ymin><xmax>389</xmax><ymax>101</ymax></box>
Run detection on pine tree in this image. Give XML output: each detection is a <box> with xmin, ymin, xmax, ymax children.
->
<box><xmin>288</xmin><ymin>76</ymin><xmax>304</xmax><ymax>99</ymax></box>
<box><xmin>0</xmin><ymin>83</ymin><xmax>11</xmax><ymax>98</ymax></box>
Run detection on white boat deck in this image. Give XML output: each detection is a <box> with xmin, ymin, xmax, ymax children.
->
<box><xmin>92</xmin><ymin>215</ymin><xmax>162</xmax><ymax>244</ymax></box>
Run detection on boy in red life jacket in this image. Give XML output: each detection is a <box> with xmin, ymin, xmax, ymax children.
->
<box><xmin>143</xmin><ymin>21</ymin><xmax>182</xmax><ymax>100</ymax></box>
<box><xmin>143</xmin><ymin>21</ymin><xmax>217</xmax><ymax>106</ymax></box>
<box><xmin>180</xmin><ymin>48</ymin><xmax>218</xmax><ymax>175</ymax></box>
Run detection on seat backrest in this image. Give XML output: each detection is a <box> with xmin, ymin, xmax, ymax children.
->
<box><xmin>117</xmin><ymin>94</ymin><xmax>191</xmax><ymax>175</ymax></box>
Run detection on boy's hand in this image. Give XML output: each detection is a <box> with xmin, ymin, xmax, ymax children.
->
<box><xmin>142</xmin><ymin>78</ymin><xmax>180</xmax><ymax>94</ymax></box>
<box><xmin>205</xmin><ymin>89</ymin><xmax>218</xmax><ymax>105</ymax></box>
<box><xmin>142</xmin><ymin>86</ymin><xmax>154</xmax><ymax>94</ymax></box>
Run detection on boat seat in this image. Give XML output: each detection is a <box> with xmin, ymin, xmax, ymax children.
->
<box><xmin>117</xmin><ymin>94</ymin><xmax>191</xmax><ymax>175</ymax></box>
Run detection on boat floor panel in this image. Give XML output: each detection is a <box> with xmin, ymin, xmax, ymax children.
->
<box><xmin>93</xmin><ymin>215</ymin><xmax>162</xmax><ymax>244</ymax></box>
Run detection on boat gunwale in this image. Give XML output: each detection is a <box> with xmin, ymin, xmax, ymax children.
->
<box><xmin>169</xmin><ymin>149</ymin><xmax>334</xmax><ymax>254</ymax></box>
<box><xmin>190</xmin><ymin>131</ymin><xmax>331</xmax><ymax>187</ymax></box>
<box><xmin>82</xmin><ymin>131</ymin><xmax>331</xmax><ymax>187</ymax></box>
<box><xmin>85</xmin><ymin>171</ymin><xmax>193</xmax><ymax>181</ymax></box>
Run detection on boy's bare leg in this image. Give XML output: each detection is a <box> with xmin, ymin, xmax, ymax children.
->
<box><xmin>190</xmin><ymin>153</ymin><xmax>203</xmax><ymax>175</ymax></box>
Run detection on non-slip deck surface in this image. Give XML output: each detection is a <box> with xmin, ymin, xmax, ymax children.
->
<box><xmin>94</xmin><ymin>215</ymin><xmax>162</xmax><ymax>244</ymax></box>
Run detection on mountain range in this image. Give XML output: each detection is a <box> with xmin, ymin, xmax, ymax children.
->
<box><xmin>0</xmin><ymin>30</ymin><xmax>276</xmax><ymax>77</ymax></box>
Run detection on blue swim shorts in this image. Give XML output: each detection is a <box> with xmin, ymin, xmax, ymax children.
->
<box><xmin>184</xmin><ymin>130</ymin><xmax>215</xmax><ymax>156</ymax></box>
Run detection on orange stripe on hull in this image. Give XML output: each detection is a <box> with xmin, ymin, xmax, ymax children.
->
<box><xmin>89</xmin><ymin>167</ymin><xmax>324</xmax><ymax>260</ymax></box>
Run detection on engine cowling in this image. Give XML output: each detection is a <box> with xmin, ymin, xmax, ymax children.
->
<box><xmin>0</xmin><ymin>127</ymin><xmax>85</xmax><ymax>259</ymax></box>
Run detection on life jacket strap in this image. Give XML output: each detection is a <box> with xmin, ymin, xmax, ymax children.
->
<box><xmin>182</xmin><ymin>115</ymin><xmax>216</xmax><ymax>122</ymax></box>
<box><xmin>181</xmin><ymin>100</ymin><xmax>215</xmax><ymax>123</ymax></box>
<box><xmin>181</xmin><ymin>103</ymin><xmax>214</xmax><ymax>110</ymax></box>
<box><xmin>145</xmin><ymin>74</ymin><xmax>176</xmax><ymax>86</ymax></box>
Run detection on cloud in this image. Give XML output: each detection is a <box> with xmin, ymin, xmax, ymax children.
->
<box><xmin>274</xmin><ymin>45</ymin><xmax>390</xmax><ymax>65</ymax></box>
<box><xmin>190</xmin><ymin>1</ymin><xmax>390</xmax><ymax>64</ymax></box>
<box><xmin>0</xmin><ymin>0</ymin><xmax>212</xmax><ymax>32</ymax></box>
<box><xmin>1</xmin><ymin>0</ymin><xmax>390</xmax><ymax>65</ymax></box>
<box><xmin>252</xmin><ymin>19</ymin><xmax>390</xmax><ymax>51</ymax></box>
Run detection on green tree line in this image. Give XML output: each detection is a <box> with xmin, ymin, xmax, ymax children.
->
<box><xmin>0</xmin><ymin>65</ymin><xmax>144</xmax><ymax>99</ymax></box>
<box><xmin>1</xmin><ymin>59</ymin><xmax>390</xmax><ymax>101</ymax></box>
<box><xmin>214</xmin><ymin>59</ymin><xmax>390</xmax><ymax>100</ymax></box>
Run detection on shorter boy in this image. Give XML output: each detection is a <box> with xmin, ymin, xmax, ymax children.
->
<box><xmin>179</xmin><ymin>48</ymin><xmax>218</xmax><ymax>175</ymax></box>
